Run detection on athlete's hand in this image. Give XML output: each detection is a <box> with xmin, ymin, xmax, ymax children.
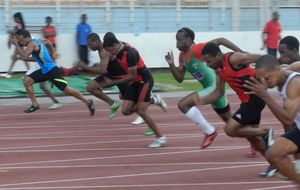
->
<box><xmin>165</xmin><ymin>51</ymin><xmax>174</xmax><ymax>65</ymax></box>
<box><xmin>76</xmin><ymin>61</ymin><xmax>85</xmax><ymax>68</ymax></box>
<box><xmin>243</xmin><ymin>77</ymin><xmax>269</xmax><ymax>100</ymax></box>
<box><xmin>8</xmin><ymin>35</ymin><xmax>18</xmax><ymax>45</ymax></box>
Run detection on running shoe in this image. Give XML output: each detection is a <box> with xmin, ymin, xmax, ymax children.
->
<box><xmin>201</xmin><ymin>130</ymin><xmax>218</xmax><ymax>149</ymax></box>
<box><xmin>110</xmin><ymin>100</ymin><xmax>120</xmax><ymax>119</ymax></box>
<box><xmin>87</xmin><ymin>99</ymin><xmax>95</xmax><ymax>116</ymax></box>
<box><xmin>24</xmin><ymin>105</ymin><xmax>40</xmax><ymax>113</ymax></box>
<box><xmin>0</xmin><ymin>73</ymin><xmax>11</xmax><ymax>79</ymax></box>
<box><xmin>259</xmin><ymin>164</ymin><xmax>277</xmax><ymax>177</ymax></box>
<box><xmin>153</xmin><ymin>94</ymin><xmax>167</xmax><ymax>112</ymax></box>
<box><xmin>148</xmin><ymin>136</ymin><xmax>167</xmax><ymax>148</ymax></box>
<box><xmin>144</xmin><ymin>127</ymin><xmax>154</xmax><ymax>136</ymax></box>
<box><xmin>263</xmin><ymin>128</ymin><xmax>274</xmax><ymax>149</ymax></box>
<box><xmin>131</xmin><ymin>116</ymin><xmax>144</xmax><ymax>125</ymax></box>
<box><xmin>48</xmin><ymin>103</ymin><xmax>62</xmax><ymax>110</ymax></box>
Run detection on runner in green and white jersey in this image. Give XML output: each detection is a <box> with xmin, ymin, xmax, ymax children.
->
<box><xmin>165</xmin><ymin>27</ymin><xmax>243</xmax><ymax>149</ymax></box>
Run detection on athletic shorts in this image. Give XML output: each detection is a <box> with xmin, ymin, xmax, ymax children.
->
<box><xmin>26</xmin><ymin>62</ymin><xmax>40</xmax><ymax>75</ymax></box>
<box><xmin>232</xmin><ymin>95</ymin><xmax>265</xmax><ymax>125</ymax></box>
<box><xmin>94</xmin><ymin>75</ymin><xmax>129</xmax><ymax>99</ymax></box>
<box><xmin>28</xmin><ymin>66</ymin><xmax>67</xmax><ymax>91</ymax></box>
<box><xmin>197</xmin><ymin>84</ymin><xmax>229</xmax><ymax>111</ymax></box>
<box><xmin>124</xmin><ymin>76</ymin><xmax>153</xmax><ymax>102</ymax></box>
<box><xmin>282</xmin><ymin>127</ymin><xmax>300</xmax><ymax>153</ymax></box>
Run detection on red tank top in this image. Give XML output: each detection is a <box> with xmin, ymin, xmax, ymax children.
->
<box><xmin>216</xmin><ymin>53</ymin><xmax>255</xmax><ymax>103</ymax></box>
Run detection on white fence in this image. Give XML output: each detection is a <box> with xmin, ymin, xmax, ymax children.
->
<box><xmin>1</xmin><ymin>0</ymin><xmax>300</xmax><ymax>34</ymax></box>
<box><xmin>1</xmin><ymin>30</ymin><xmax>300</xmax><ymax>72</ymax></box>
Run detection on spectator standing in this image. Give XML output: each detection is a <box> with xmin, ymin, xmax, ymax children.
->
<box><xmin>261</xmin><ymin>11</ymin><xmax>281</xmax><ymax>57</ymax></box>
<box><xmin>0</xmin><ymin>12</ymin><xmax>29</xmax><ymax>78</ymax></box>
<box><xmin>42</xmin><ymin>16</ymin><xmax>57</xmax><ymax>49</ymax></box>
<box><xmin>76</xmin><ymin>14</ymin><xmax>91</xmax><ymax>65</ymax></box>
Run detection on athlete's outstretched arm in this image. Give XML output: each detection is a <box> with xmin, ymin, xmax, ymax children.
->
<box><xmin>197</xmin><ymin>75</ymin><xmax>225</xmax><ymax>105</ymax></box>
<box><xmin>165</xmin><ymin>51</ymin><xmax>185</xmax><ymax>82</ymax></box>
<box><xmin>78</xmin><ymin>50</ymin><xmax>110</xmax><ymax>74</ymax></box>
<box><xmin>230</xmin><ymin>52</ymin><xmax>261</xmax><ymax>67</ymax></box>
<box><xmin>210</xmin><ymin>37</ymin><xmax>243</xmax><ymax>52</ymax></box>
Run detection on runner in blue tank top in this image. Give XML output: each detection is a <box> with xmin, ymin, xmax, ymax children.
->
<box><xmin>9</xmin><ymin>29</ymin><xmax>95</xmax><ymax>114</ymax></box>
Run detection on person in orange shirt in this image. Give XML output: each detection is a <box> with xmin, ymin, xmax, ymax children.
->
<box><xmin>261</xmin><ymin>11</ymin><xmax>281</xmax><ymax>57</ymax></box>
<box><xmin>42</xmin><ymin>16</ymin><xmax>57</xmax><ymax>49</ymax></box>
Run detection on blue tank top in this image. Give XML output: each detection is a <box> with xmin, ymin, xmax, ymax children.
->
<box><xmin>31</xmin><ymin>38</ymin><xmax>56</xmax><ymax>74</ymax></box>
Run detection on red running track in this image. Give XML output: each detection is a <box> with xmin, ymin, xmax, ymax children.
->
<box><xmin>0</xmin><ymin>94</ymin><xmax>297</xmax><ymax>190</ymax></box>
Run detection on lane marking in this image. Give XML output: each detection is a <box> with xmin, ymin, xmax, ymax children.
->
<box><xmin>0</xmin><ymin>163</ymin><xmax>274</xmax><ymax>187</ymax></box>
<box><xmin>0</xmin><ymin>147</ymin><xmax>246</xmax><ymax>167</ymax></box>
<box><xmin>0</xmin><ymin>181</ymin><xmax>292</xmax><ymax>190</ymax></box>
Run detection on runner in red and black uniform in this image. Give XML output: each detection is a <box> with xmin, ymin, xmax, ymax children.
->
<box><xmin>200</xmin><ymin>42</ymin><xmax>273</xmax><ymax>155</ymax></box>
<box><xmin>78</xmin><ymin>33</ymin><xmax>167</xmax><ymax>123</ymax></box>
<box><xmin>103</xmin><ymin>32</ymin><xmax>166</xmax><ymax>148</ymax></box>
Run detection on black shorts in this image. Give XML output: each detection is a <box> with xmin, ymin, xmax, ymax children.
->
<box><xmin>28</xmin><ymin>66</ymin><xmax>67</xmax><ymax>91</ymax></box>
<box><xmin>232</xmin><ymin>95</ymin><xmax>265</xmax><ymax>125</ymax></box>
<box><xmin>124</xmin><ymin>76</ymin><xmax>153</xmax><ymax>102</ymax></box>
<box><xmin>94</xmin><ymin>75</ymin><xmax>129</xmax><ymax>99</ymax></box>
<box><xmin>213</xmin><ymin>104</ymin><xmax>230</xmax><ymax>114</ymax></box>
<box><xmin>282</xmin><ymin>127</ymin><xmax>300</xmax><ymax>153</ymax></box>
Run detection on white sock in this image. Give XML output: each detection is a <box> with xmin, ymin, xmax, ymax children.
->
<box><xmin>185</xmin><ymin>106</ymin><xmax>215</xmax><ymax>135</ymax></box>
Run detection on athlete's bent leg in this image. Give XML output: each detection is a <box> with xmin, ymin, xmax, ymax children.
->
<box><xmin>23</xmin><ymin>76</ymin><xmax>39</xmax><ymax>107</ymax></box>
<box><xmin>136</xmin><ymin>102</ymin><xmax>162</xmax><ymax>138</ymax></box>
<box><xmin>87</xmin><ymin>80</ymin><xmax>114</xmax><ymax>106</ymax></box>
<box><xmin>266</xmin><ymin>137</ymin><xmax>300</xmax><ymax>186</ymax></box>
<box><xmin>63</xmin><ymin>86</ymin><xmax>95</xmax><ymax>116</ymax></box>
<box><xmin>39</xmin><ymin>82</ymin><xmax>59</xmax><ymax>104</ymax></box>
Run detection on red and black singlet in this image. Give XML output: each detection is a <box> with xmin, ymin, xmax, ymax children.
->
<box><xmin>107</xmin><ymin>43</ymin><xmax>151</xmax><ymax>83</ymax></box>
<box><xmin>216</xmin><ymin>53</ymin><xmax>255</xmax><ymax>103</ymax></box>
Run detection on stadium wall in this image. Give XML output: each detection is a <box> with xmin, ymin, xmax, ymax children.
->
<box><xmin>1</xmin><ymin>30</ymin><xmax>300</xmax><ymax>72</ymax></box>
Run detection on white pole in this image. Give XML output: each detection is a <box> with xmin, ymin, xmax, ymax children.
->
<box><xmin>56</xmin><ymin>0</ymin><xmax>61</xmax><ymax>27</ymax></box>
<box><xmin>129</xmin><ymin>0</ymin><xmax>135</xmax><ymax>24</ymax></box>
<box><xmin>176</xmin><ymin>0</ymin><xmax>181</xmax><ymax>25</ymax></box>
<box><xmin>105</xmin><ymin>0</ymin><xmax>111</xmax><ymax>29</ymax></box>
<box><xmin>4</xmin><ymin>0</ymin><xmax>10</xmax><ymax>32</ymax></box>
<box><xmin>232</xmin><ymin>0</ymin><xmax>240</xmax><ymax>31</ymax></box>
<box><xmin>259</xmin><ymin>0</ymin><xmax>271</xmax><ymax>29</ymax></box>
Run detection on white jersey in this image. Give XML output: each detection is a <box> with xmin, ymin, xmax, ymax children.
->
<box><xmin>279</xmin><ymin>72</ymin><xmax>300</xmax><ymax>130</ymax></box>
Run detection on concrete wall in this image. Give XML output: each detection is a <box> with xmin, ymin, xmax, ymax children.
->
<box><xmin>1</xmin><ymin>31</ymin><xmax>300</xmax><ymax>72</ymax></box>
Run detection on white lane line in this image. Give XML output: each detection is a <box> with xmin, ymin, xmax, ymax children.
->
<box><xmin>0</xmin><ymin>161</ymin><xmax>267</xmax><ymax>170</ymax></box>
<box><xmin>0</xmin><ymin>147</ymin><xmax>245</xmax><ymax>167</ymax></box>
<box><xmin>0</xmin><ymin>163</ymin><xmax>271</xmax><ymax>188</ymax></box>
<box><xmin>0</xmin><ymin>108</ymin><xmax>210</xmax><ymax>118</ymax></box>
<box><xmin>249</xmin><ymin>184</ymin><xmax>297</xmax><ymax>190</ymax></box>
<box><xmin>0</xmin><ymin>102</ymin><xmax>242</xmax><ymax>117</ymax></box>
<box><xmin>0</xmin><ymin>181</ymin><xmax>291</xmax><ymax>190</ymax></box>
<box><xmin>0</xmin><ymin>135</ymin><xmax>208</xmax><ymax>150</ymax></box>
<box><xmin>0</xmin><ymin>161</ymin><xmax>268</xmax><ymax>170</ymax></box>
<box><xmin>0</xmin><ymin>120</ymin><xmax>282</xmax><ymax>133</ymax></box>
<box><xmin>0</xmin><ymin>112</ymin><xmax>280</xmax><ymax>127</ymax></box>
<box><xmin>0</xmin><ymin>145</ymin><xmax>249</xmax><ymax>153</ymax></box>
